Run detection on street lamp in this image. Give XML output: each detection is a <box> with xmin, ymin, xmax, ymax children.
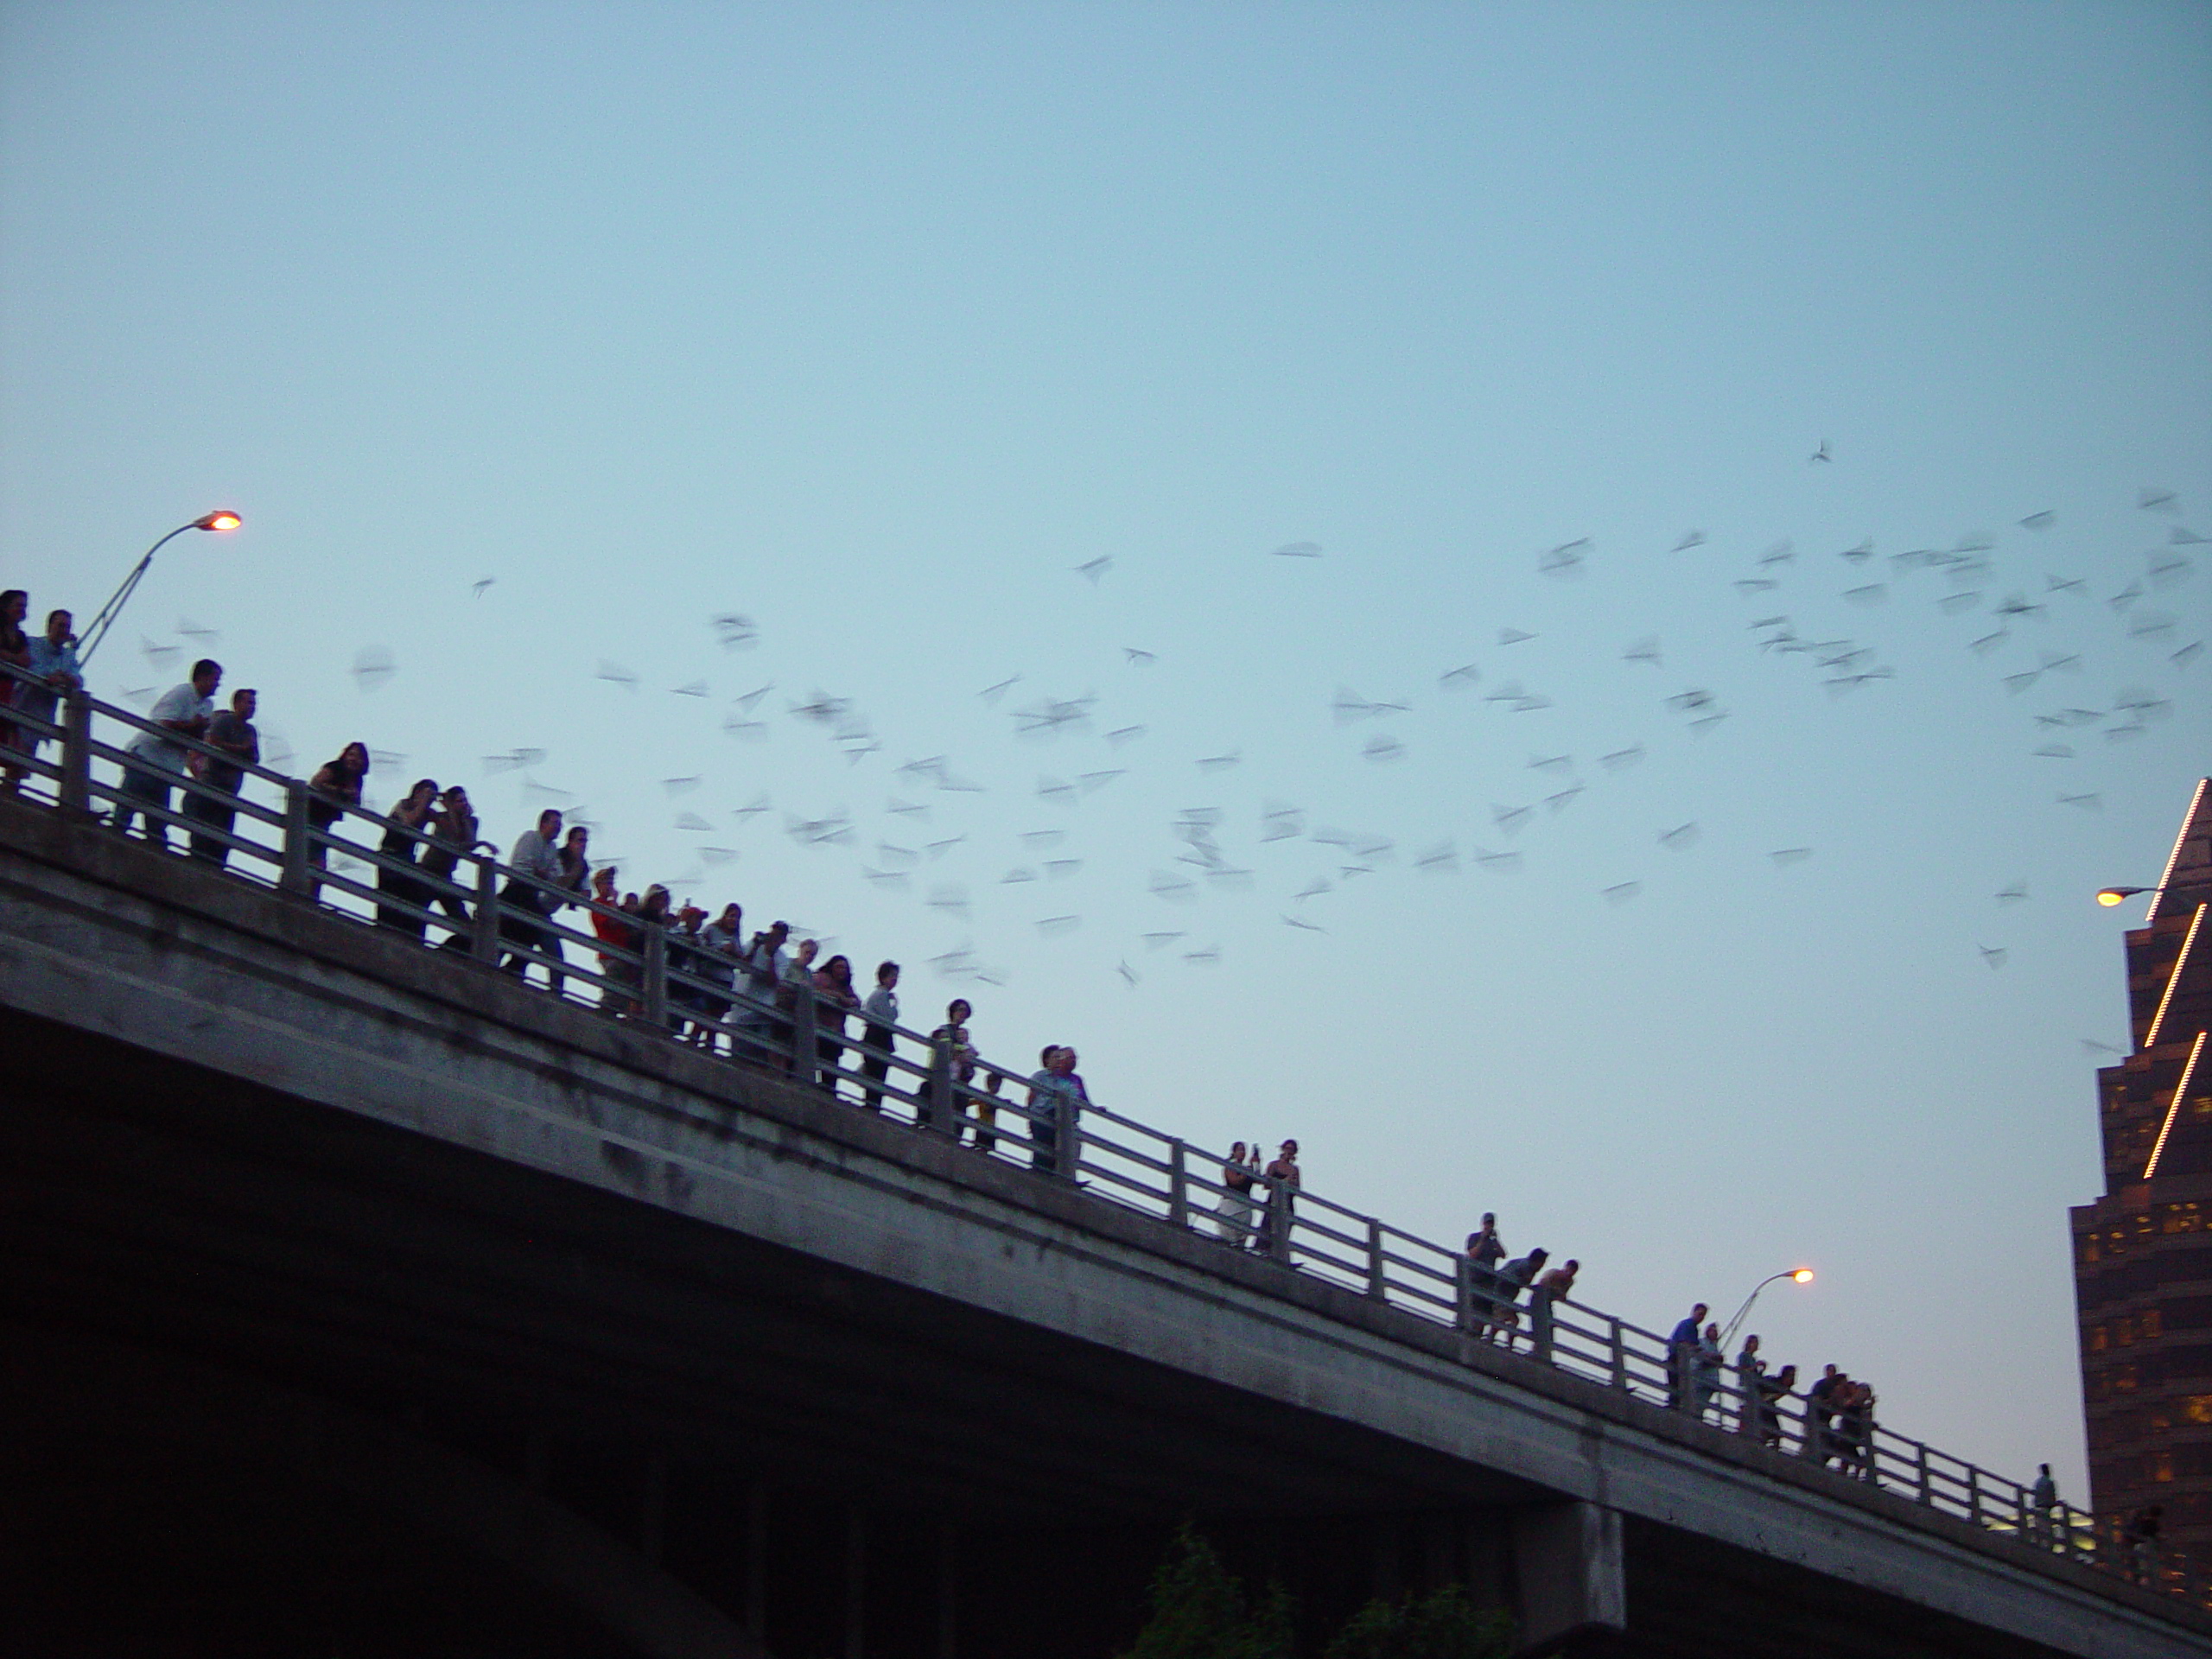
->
<box><xmin>1719</xmin><ymin>1268</ymin><xmax>1814</xmax><ymax>1351</ymax></box>
<box><xmin>2097</xmin><ymin>887</ymin><xmax>2162</xmax><ymax>907</ymax></box>
<box><xmin>78</xmin><ymin>511</ymin><xmax>243</xmax><ymax>665</ymax></box>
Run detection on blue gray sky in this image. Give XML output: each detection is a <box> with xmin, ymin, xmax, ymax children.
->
<box><xmin>5</xmin><ymin>2</ymin><xmax>2209</xmax><ymax>1498</ymax></box>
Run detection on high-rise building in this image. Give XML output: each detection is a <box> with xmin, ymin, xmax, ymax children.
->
<box><xmin>2073</xmin><ymin>777</ymin><xmax>2212</xmax><ymax>1549</ymax></box>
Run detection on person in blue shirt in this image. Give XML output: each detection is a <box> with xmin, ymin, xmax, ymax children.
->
<box><xmin>1668</xmin><ymin>1302</ymin><xmax>1709</xmax><ymax>1411</ymax></box>
<box><xmin>17</xmin><ymin>607</ymin><xmax>82</xmax><ymax>782</ymax></box>
<box><xmin>1026</xmin><ymin>1045</ymin><xmax>1086</xmax><ymax>1175</ymax></box>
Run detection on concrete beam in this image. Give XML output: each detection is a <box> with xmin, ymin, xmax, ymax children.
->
<box><xmin>1512</xmin><ymin>1502</ymin><xmax>1625</xmax><ymax>1654</ymax></box>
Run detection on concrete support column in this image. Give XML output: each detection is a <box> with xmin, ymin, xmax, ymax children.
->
<box><xmin>1510</xmin><ymin>1502</ymin><xmax>1625</xmax><ymax>1656</ymax></box>
<box><xmin>640</xmin><ymin>1452</ymin><xmax>666</xmax><ymax>1567</ymax></box>
<box><xmin>743</xmin><ymin>1483</ymin><xmax>768</xmax><ymax>1648</ymax></box>
<box><xmin>846</xmin><ymin>1506</ymin><xmax>867</xmax><ymax>1659</ymax></box>
<box><xmin>938</xmin><ymin>1519</ymin><xmax>958</xmax><ymax>1659</ymax></box>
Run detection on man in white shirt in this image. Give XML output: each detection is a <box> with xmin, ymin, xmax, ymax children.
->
<box><xmin>111</xmin><ymin>658</ymin><xmax>219</xmax><ymax>847</ymax></box>
<box><xmin>858</xmin><ymin>960</ymin><xmax>899</xmax><ymax>1110</ymax></box>
<box><xmin>497</xmin><ymin>808</ymin><xmax>565</xmax><ymax>976</ymax></box>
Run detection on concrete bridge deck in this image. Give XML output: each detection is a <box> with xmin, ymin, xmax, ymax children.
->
<box><xmin>1</xmin><ymin>794</ymin><xmax>2203</xmax><ymax>1657</ymax></box>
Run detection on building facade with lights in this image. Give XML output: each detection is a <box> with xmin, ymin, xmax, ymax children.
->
<box><xmin>2073</xmin><ymin>776</ymin><xmax>2212</xmax><ymax>1548</ymax></box>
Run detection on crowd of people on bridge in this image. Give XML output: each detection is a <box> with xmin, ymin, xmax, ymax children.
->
<box><xmin>0</xmin><ymin>623</ymin><xmax>1111</xmax><ymax>1178</ymax></box>
<box><xmin>2</xmin><ymin>618</ymin><xmax>2084</xmax><ymax>1535</ymax></box>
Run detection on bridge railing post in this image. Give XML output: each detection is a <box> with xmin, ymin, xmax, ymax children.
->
<box><xmin>1054</xmin><ymin>1095</ymin><xmax>1082</xmax><ymax>1183</ymax></box>
<box><xmin>1264</xmin><ymin>1179</ymin><xmax>1290</xmax><ymax>1261</ymax></box>
<box><xmin>1454</xmin><ymin>1255</ymin><xmax>1475</xmax><ymax>1335</ymax></box>
<box><xmin>278</xmin><ymin>780</ymin><xmax>313</xmax><ymax>896</ymax></box>
<box><xmin>1915</xmin><ymin>1442</ymin><xmax>1931</xmax><ymax>1506</ymax></box>
<box><xmin>471</xmin><ymin>856</ymin><xmax>501</xmax><ymax>962</ymax></box>
<box><xmin>58</xmin><ymin>690</ymin><xmax>93</xmax><ymax>817</ymax></box>
<box><xmin>642</xmin><ymin>924</ymin><xmax>668</xmax><ymax>1029</ymax></box>
<box><xmin>1608</xmin><ymin>1318</ymin><xmax>1627</xmax><ymax>1390</ymax></box>
<box><xmin>1530</xmin><ymin>1287</ymin><xmax>1554</xmax><ymax>1364</ymax></box>
<box><xmin>792</xmin><ymin>982</ymin><xmax>818</xmax><ymax>1087</ymax></box>
<box><xmin>1967</xmin><ymin>1465</ymin><xmax>1983</xmax><ymax>1528</ymax></box>
<box><xmin>925</xmin><ymin>1039</ymin><xmax>951</xmax><ymax>1135</ymax></box>
<box><xmin>936</xmin><ymin>1065</ymin><xmax>965</xmax><ymax>1141</ymax></box>
<box><xmin>1167</xmin><ymin>1141</ymin><xmax>1188</xmax><ymax>1228</ymax></box>
<box><xmin>1365</xmin><ymin>1218</ymin><xmax>1387</xmax><ymax>1300</ymax></box>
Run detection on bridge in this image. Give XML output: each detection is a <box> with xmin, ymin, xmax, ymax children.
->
<box><xmin>1</xmin><ymin>681</ymin><xmax>2208</xmax><ymax>1656</ymax></box>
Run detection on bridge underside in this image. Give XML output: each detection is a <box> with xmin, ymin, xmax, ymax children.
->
<box><xmin>0</xmin><ymin>1003</ymin><xmax>2096</xmax><ymax>1659</ymax></box>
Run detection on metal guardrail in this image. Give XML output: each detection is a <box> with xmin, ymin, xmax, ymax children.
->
<box><xmin>1</xmin><ymin>664</ymin><xmax>2201</xmax><ymax>1606</ymax></box>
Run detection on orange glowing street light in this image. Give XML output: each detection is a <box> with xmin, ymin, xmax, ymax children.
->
<box><xmin>79</xmin><ymin>511</ymin><xmax>244</xmax><ymax>664</ymax></box>
<box><xmin>2098</xmin><ymin>886</ymin><xmax>2161</xmax><ymax>907</ymax></box>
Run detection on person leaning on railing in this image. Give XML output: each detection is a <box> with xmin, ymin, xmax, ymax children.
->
<box><xmin>812</xmin><ymin>954</ymin><xmax>861</xmax><ymax>1095</ymax></box>
<box><xmin>1755</xmin><ymin>1363</ymin><xmax>1796</xmax><ymax>1448</ymax></box>
<box><xmin>1026</xmin><ymin>1046</ymin><xmax>1085</xmax><ymax>1176</ymax></box>
<box><xmin>585</xmin><ymin>868</ymin><xmax>642</xmax><ymax>1014</ymax></box>
<box><xmin>497</xmin><ymin>808</ymin><xmax>566</xmax><ymax>977</ymax></box>
<box><xmin>1465</xmin><ymin>1214</ymin><xmax>1505</xmax><ymax>1334</ymax></box>
<box><xmin>111</xmin><ymin>658</ymin><xmax>221</xmax><ymax>847</ymax></box>
<box><xmin>18</xmin><ymin>607</ymin><xmax>84</xmax><ymax>781</ymax></box>
<box><xmin>857</xmin><ymin>961</ymin><xmax>899</xmax><ymax>1110</ymax></box>
<box><xmin>693</xmin><ymin>903</ymin><xmax>744</xmax><ymax>1052</ymax></box>
<box><xmin>375</xmin><ymin>779</ymin><xmax>438</xmax><ymax>935</ymax></box>
<box><xmin>420</xmin><ymin>785</ymin><xmax>493</xmax><ymax>939</ymax></box>
<box><xmin>1732</xmin><ymin>1333</ymin><xmax>1765</xmax><ymax>1436</ymax></box>
<box><xmin>305</xmin><ymin>742</ymin><xmax>369</xmax><ymax>897</ymax></box>
<box><xmin>1216</xmin><ymin>1141</ymin><xmax>1260</xmax><ymax>1248</ymax></box>
<box><xmin>922</xmin><ymin>1000</ymin><xmax>976</xmax><ymax>1133</ymax></box>
<box><xmin>185</xmin><ymin>688</ymin><xmax>260</xmax><ymax>868</ymax></box>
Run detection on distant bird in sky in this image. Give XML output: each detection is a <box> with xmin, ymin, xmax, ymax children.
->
<box><xmin>594</xmin><ymin>659</ymin><xmax>639</xmax><ymax>689</ymax></box>
<box><xmin>2018</xmin><ymin>512</ymin><xmax>2056</xmax><ymax>531</ymax></box>
<box><xmin>2139</xmin><ymin>487</ymin><xmax>2178</xmax><ymax>513</ymax></box>
<box><xmin>1123</xmin><ymin>648</ymin><xmax>1156</xmax><ymax>666</ymax></box>
<box><xmin>1602</xmin><ymin>881</ymin><xmax>1643</xmax><ymax>905</ymax></box>
<box><xmin>1996</xmin><ymin>881</ymin><xmax>2028</xmax><ymax>905</ymax></box>
<box><xmin>978</xmin><ymin>675</ymin><xmax>1020</xmax><ymax>703</ymax></box>
<box><xmin>1979</xmin><ymin>944</ymin><xmax>2009</xmax><ymax>969</ymax></box>
<box><xmin>1810</xmin><ymin>440</ymin><xmax>1832</xmax><ymax>463</ymax></box>
<box><xmin>1440</xmin><ymin>664</ymin><xmax>1481</xmax><ymax>689</ymax></box>
<box><xmin>1840</xmin><ymin>539</ymin><xmax>1875</xmax><ymax>563</ymax></box>
<box><xmin>1282</xmin><ymin>913</ymin><xmax>1325</xmax><ymax>931</ymax></box>
<box><xmin>353</xmin><ymin>646</ymin><xmax>397</xmax><ymax>691</ymax></box>
<box><xmin>1075</xmin><ymin>556</ymin><xmax>1113</xmax><ymax>583</ymax></box>
<box><xmin>1673</xmin><ymin>531</ymin><xmax>1707</xmax><ymax>551</ymax></box>
<box><xmin>1770</xmin><ymin>848</ymin><xmax>1814</xmax><ymax>867</ymax></box>
<box><xmin>1540</xmin><ymin>538</ymin><xmax>1590</xmax><ymax>577</ymax></box>
<box><xmin>1658</xmin><ymin>822</ymin><xmax>1700</xmax><ymax>850</ymax></box>
<box><xmin>471</xmin><ymin>576</ymin><xmax>496</xmax><ymax>598</ymax></box>
<box><xmin>1273</xmin><ymin>541</ymin><xmax>1324</xmax><ymax>558</ymax></box>
<box><xmin>1498</xmin><ymin>627</ymin><xmax>1536</xmax><ymax>645</ymax></box>
<box><xmin>1624</xmin><ymin>637</ymin><xmax>1662</xmax><ymax>667</ymax></box>
<box><xmin>671</xmin><ymin>680</ymin><xmax>709</xmax><ymax>697</ymax></box>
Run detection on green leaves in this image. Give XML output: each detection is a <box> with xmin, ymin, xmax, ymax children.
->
<box><xmin>1120</xmin><ymin>1529</ymin><xmax>1510</xmax><ymax>1659</ymax></box>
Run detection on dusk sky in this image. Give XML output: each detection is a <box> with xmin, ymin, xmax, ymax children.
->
<box><xmin>4</xmin><ymin>2</ymin><xmax>2209</xmax><ymax>1499</ymax></box>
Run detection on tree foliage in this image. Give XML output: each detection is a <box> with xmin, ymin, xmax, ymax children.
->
<box><xmin>1321</xmin><ymin>1586</ymin><xmax>1514</xmax><ymax>1659</ymax></box>
<box><xmin>1119</xmin><ymin>1529</ymin><xmax>1510</xmax><ymax>1659</ymax></box>
<box><xmin>1119</xmin><ymin>1525</ymin><xmax>1294</xmax><ymax>1659</ymax></box>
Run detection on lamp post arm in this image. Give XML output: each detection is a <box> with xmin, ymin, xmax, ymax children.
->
<box><xmin>79</xmin><ymin>522</ymin><xmax>198</xmax><ymax>667</ymax></box>
<box><xmin>1719</xmin><ymin>1272</ymin><xmax>1791</xmax><ymax>1352</ymax></box>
